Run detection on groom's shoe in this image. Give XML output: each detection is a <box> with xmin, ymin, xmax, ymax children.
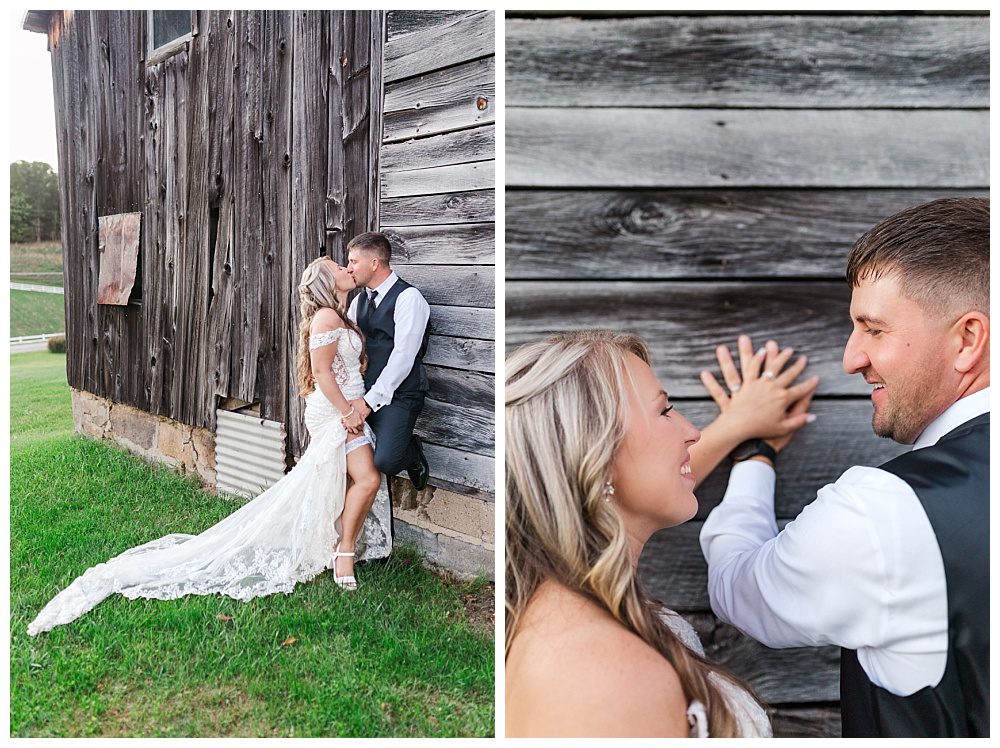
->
<box><xmin>408</xmin><ymin>436</ymin><xmax>430</xmax><ymax>491</ymax></box>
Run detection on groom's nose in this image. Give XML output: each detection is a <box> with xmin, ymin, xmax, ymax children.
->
<box><xmin>842</xmin><ymin>329</ymin><xmax>870</xmax><ymax>375</ymax></box>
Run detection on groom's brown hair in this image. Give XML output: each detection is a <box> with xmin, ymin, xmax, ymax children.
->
<box><xmin>347</xmin><ymin>231</ymin><xmax>392</xmax><ymax>266</ymax></box>
<box><xmin>846</xmin><ymin>197</ymin><xmax>989</xmax><ymax>317</ymax></box>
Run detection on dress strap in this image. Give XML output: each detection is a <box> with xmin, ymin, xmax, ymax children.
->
<box><xmin>309</xmin><ymin>328</ymin><xmax>346</xmax><ymax>350</ymax></box>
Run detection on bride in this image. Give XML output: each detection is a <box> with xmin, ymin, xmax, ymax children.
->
<box><xmin>28</xmin><ymin>257</ymin><xmax>388</xmax><ymax>636</ymax></box>
<box><xmin>505</xmin><ymin>330</ymin><xmax>817</xmax><ymax>737</ymax></box>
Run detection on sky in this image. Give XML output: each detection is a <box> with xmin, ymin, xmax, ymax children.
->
<box><xmin>9</xmin><ymin>9</ymin><xmax>58</xmax><ymax>169</ymax></box>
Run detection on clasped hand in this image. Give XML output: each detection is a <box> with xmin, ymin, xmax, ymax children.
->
<box><xmin>700</xmin><ymin>335</ymin><xmax>819</xmax><ymax>452</ymax></box>
<box><xmin>341</xmin><ymin>398</ymin><xmax>371</xmax><ymax>435</ymax></box>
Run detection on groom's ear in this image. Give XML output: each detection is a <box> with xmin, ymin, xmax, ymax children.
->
<box><xmin>953</xmin><ymin>311</ymin><xmax>989</xmax><ymax>374</ymax></box>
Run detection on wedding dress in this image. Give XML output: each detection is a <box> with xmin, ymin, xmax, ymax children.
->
<box><xmin>658</xmin><ymin>609</ymin><xmax>772</xmax><ymax>738</ymax></box>
<box><xmin>28</xmin><ymin>327</ymin><xmax>391</xmax><ymax>636</ymax></box>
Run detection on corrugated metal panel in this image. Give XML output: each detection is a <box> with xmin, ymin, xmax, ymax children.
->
<box><xmin>215</xmin><ymin>409</ymin><xmax>286</xmax><ymax>498</ymax></box>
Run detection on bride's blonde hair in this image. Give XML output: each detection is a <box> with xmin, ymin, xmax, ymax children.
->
<box><xmin>296</xmin><ymin>257</ymin><xmax>366</xmax><ymax>396</ymax></box>
<box><xmin>505</xmin><ymin>329</ymin><xmax>767</xmax><ymax>738</ymax></box>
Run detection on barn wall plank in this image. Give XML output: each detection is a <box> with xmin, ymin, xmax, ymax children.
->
<box><xmin>770</xmin><ymin>706</ymin><xmax>841</xmax><ymax>738</ymax></box>
<box><xmin>384</xmin><ymin>223</ymin><xmax>494</xmax><ymax>264</ymax></box>
<box><xmin>426</xmin><ymin>365</ymin><xmax>494</xmax><ymax>409</ymax></box>
<box><xmin>395</xmin><ymin>264</ymin><xmax>493</xmax><ymax>308</ymax></box>
<box><xmin>387</xmin><ymin>10</ymin><xmax>471</xmax><ymax>39</ymax></box>
<box><xmin>381</xmin><ymin>189</ymin><xmax>494</xmax><ymax>226</ymax></box>
<box><xmin>419</xmin><ymin>442</ymin><xmax>494</xmax><ymax>496</ymax></box>
<box><xmin>507</xmin><ymin>108</ymin><xmax>988</xmax><ymax>188</ymax></box>
<box><xmin>287</xmin><ymin>10</ymin><xmax>333</xmax><ymax>457</ymax></box>
<box><xmin>383</xmin><ymin>57</ymin><xmax>495</xmax><ymax>142</ymax></box>
<box><xmin>506</xmin><ymin>189</ymin><xmax>986</xmax><ymax>279</ymax></box>
<box><xmin>382</xmin><ymin>160</ymin><xmax>494</xmax><ymax>199</ymax></box>
<box><xmin>428</xmin><ymin>305</ymin><xmax>493</xmax><ymax>340</ymax></box>
<box><xmin>424</xmin><ymin>335</ymin><xmax>494</xmax><ymax>373</ymax></box>
<box><xmin>258</xmin><ymin>11</ymin><xmax>294</xmax><ymax>429</ymax></box>
<box><xmin>204</xmin><ymin>10</ymin><xmax>238</xmax><ymax>419</ymax></box>
<box><xmin>506</xmin><ymin>15</ymin><xmax>988</xmax><ymax>108</ymax></box>
<box><xmin>175</xmin><ymin>17</ymin><xmax>213</xmax><ymax>428</ymax></box>
<box><xmin>384</xmin><ymin>10</ymin><xmax>492</xmax><ymax>83</ymax></box>
<box><xmin>231</xmin><ymin>12</ymin><xmax>265</xmax><ymax>406</ymax></box>
<box><xmin>418</xmin><ymin>397</ymin><xmax>494</xmax><ymax>456</ymax></box>
<box><xmin>507</xmin><ymin>280</ymin><xmax>864</xmax><ymax>396</ymax></box>
<box><xmin>381</xmin><ymin>125</ymin><xmax>494</xmax><ymax>172</ymax></box>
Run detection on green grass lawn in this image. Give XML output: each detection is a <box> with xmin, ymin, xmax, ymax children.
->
<box><xmin>10</xmin><ymin>241</ymin><xmax>63</xmax><ymax>274</ymax></box>
<box><xmin>11</xmin><ymin>273</ymin><xmax>64</xmax><ymax>287</ymax></box>
<box><xmin>10</xmin><ymin>351</ymin><xmax>494</xmax><ymax>737</ymax></box>
<box><xmin>10</xmin><ymin>289</ymin><xmax>66</xmax><ymax>337</ymax></box>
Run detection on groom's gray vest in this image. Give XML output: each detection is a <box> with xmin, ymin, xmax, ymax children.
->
<box><xmin>356</xmin><ymin>276</ymin><xmax>429</xmax><ymax>397</ymax></box>
<box><xmin>840</xmin><ymin>412</ymin><xmax>989</xmax><ymax>737</ymax></box>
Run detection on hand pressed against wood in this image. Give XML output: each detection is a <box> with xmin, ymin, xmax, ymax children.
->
<box><xmin>691</xmin><ymin>334</ymin><xmax>818</xmax><ymax>483</ymax></box>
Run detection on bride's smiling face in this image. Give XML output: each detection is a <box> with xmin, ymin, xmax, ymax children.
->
<box><xmin>611</xmin><ymin>352</ymin><xmax>701</xmax><ymax>541</ymax></box>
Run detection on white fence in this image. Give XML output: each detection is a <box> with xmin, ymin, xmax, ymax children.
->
<box><xmin>11</xmin><ymin>283</ymin><xmax>64</xmax><ymax>294</ymax></box>
<box><xmin>11</xmin><ymin>333</ymin><xmax>63</xmax><ymax>344</ymax></box>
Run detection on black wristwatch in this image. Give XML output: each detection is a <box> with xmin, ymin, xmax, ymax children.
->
<box><xmin>731</xmin><ymin>439</ymin><xmax>778</xmax><ymax>464</ymax></box>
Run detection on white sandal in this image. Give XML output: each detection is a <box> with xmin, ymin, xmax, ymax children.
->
<box><xmin>332</xmin><ymin>547</ymin><xmax>358</xmax><ymax>591</ymax></box>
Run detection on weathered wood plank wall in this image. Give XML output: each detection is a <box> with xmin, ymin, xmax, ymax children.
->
<box><xmin>381</xmin><ymin>10</ymin><xmax>496</xmax><ymax>499</ymax></box>
<box><xmin>47</xmin><ymin>10</ymin><xmax>377</xmax><ymax>461</ymax></box>
<box><xmin>505</xmin><ymin>11</ymin><xmax>988</xmax><ymax>736</ymax></box>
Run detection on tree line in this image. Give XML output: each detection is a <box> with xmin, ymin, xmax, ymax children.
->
<box><xmin>11</xmin><ymin>160</ymin><xmax>60</xmax><ymax>243</ymax></box>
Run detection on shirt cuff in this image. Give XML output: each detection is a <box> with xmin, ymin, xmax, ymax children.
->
<box><xmin>364</xmin><ymin>391</ymin><xmax>388</xmax><ymax>411</ymax></box>
<box><xmin>721</xmin><ymin>459</ymin><xmax>776</xmax><ymax>508</ymax></box>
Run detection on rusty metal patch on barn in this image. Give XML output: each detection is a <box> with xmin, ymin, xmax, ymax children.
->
<box><xmin>97</xmin><ymin>212</ymin><xmax>142</xmax><ymax>305</ymax></box>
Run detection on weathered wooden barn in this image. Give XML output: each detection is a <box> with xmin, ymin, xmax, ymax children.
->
<box><xmin>23</xmin><ymin>9</ymin><xmax>495</xmax><ymax>577</ymax></box>
<box><xmin>506</xmin><ymin>11</ymin><xmax>987</xmax><ymax>736</ymax></box>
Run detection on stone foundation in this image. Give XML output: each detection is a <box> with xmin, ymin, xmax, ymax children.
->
<box><xmin>390</xmin><ymin>477</ymin><xmax>494</xmax><ymax>580</ymax></box>
<box><xmin>70</xmin><ymin>388</ymin><xmax>495</xmax><ymax>580</ymax></box>
<box><xmin>71</xmin><ymin>388</ymin><xmax>216</xmax><ymax>487</ymax></box>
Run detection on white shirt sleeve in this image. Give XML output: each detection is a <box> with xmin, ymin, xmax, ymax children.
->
<box><xmin>347</xmin><ymin>293</ymin><xmax>359</xmax><ymax>324</ymax></box>
<box><xmin>699</xmin><ymin>460</ymin><xmax>948</xmax><ymax>695</ymax></box>
<box><xmin>363</xmin><ymin>287</ymin><xmax>430</xmax><ymax>411</ymax></box>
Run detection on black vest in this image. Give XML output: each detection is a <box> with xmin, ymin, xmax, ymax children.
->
<box><xmin>356</xmin><ymin>276</ymin><xmax>429</xmax><ymax>397</ymax></box>
<box><xmin>840</xmin><ymin>412</ymin><xmax>989</xmax><ymax>737</ymax></box>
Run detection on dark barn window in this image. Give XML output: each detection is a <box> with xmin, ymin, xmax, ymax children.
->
<box><xmin>147</xmin><ymin>11</ymin><xmax>193</xmax><ymax>63</ymax></box>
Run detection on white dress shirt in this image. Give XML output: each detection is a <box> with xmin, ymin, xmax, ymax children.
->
<box><xmin>347</xmin><ymin>271</ymin><xmax>430</xmax><ymax>411</ymax></box>
<box><xmin>700</xmin><ymin>388</ymin><xmax>990</xmax><ymax>697</ymax></box>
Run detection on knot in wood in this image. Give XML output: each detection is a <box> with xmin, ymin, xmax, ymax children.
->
<box><xmin>621</xmin><ymin>200</ymin><xmax>668</xmax><ymax>235</ymax></box>
<box><xmin>476</xmin><ymin>97</ymin><xmax>489</xmax><ymax>110</ymax></box>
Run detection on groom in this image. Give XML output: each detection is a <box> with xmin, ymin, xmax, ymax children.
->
<box><xmin>345</xmin><ymin>231</ymin><xmax>431</xmax><ymax>492</ymax></box>
<box><xmin>700</xmin><ymin>198</ymin><xmax>989</xmax><ymax>737</ymax></box>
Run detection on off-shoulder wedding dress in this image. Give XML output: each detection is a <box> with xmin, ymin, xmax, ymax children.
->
<box><xmin>28</xmin><ymin>328</ymin><xmax>391</xmax><ymax>636</ymax></box>
<box><xmin>658</xmin><ymin>609</ymin><xmax>772</xmax><ymax>738</ymax></box>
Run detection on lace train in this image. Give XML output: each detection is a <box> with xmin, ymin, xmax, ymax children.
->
<box><xmin>28</xmin><ymin>327</ymin><xmax>391</xmax><ymax>636</ymax></box>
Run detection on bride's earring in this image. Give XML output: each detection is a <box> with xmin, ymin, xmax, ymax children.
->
<box><xmin>603</xmin><ymin>480</ymin><xmax>615</xmax><ymax>503</ymax></box>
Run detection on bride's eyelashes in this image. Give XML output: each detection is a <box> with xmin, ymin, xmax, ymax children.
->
<box><xmin>661</xmin><ymin>405</ymin><xmax>674</xmax><ymax>417</ymax></box>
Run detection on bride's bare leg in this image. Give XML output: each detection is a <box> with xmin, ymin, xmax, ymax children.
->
<box><xmin>338</xmin><ymin>443</ymin><xmax>381</xmax><ymax>580</ymax></box>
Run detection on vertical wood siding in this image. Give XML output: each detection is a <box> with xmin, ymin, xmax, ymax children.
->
<box><xmin>381</xmin><ymin>11</ymin><xmax>496</xmax><ymax>499</ymax></box>
<box><xmin>505</xmin><ymin>12</ymin><xmax>988</xmax><ymax>736</ymax></box>
<box><xmin>48</xmin><ymin>10</ymin><xmax>378</xmax><ymax>460</ymax></box>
